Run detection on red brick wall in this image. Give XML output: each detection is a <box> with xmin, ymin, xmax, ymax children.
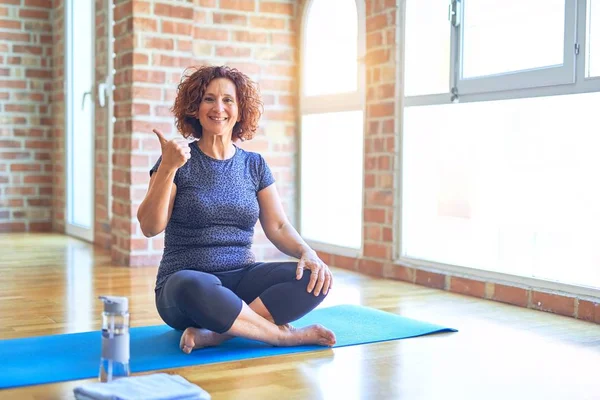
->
<box><xmin>110</xmin><ymin>0</ymin><xmax>134</xmax><ymax>264</ymax></box>
<box><xmin>362</xmin><ymin>0</ymin><xmax>397</xmax><ymax>264</ymax></box>
<box><xmin>94</xmin><ymin>0</ymin><xmax>111</xmax><ymax>249</ymax></box>
<box><xmin>0</xmin><ymin>0</ymin><xmax>54</xmax><ymax>233</ymax></box>
<box><xmin>51</xmin><ymin>0</ymin><xmax>65</xmax><ymax>233</ymax></box>
<box><xmin>109</xmin><ymin>0</ymin><xmax>298</xmax><ymax>266</ymax></box>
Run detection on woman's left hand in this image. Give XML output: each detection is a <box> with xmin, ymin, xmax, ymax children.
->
<box><xmin>296</xmin><ymin>251</ymin><xmax>333</xmax><ymax>296</ymax></box>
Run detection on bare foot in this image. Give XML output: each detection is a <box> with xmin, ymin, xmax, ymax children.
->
<box><xmin>279</xmin><ymin>324</ymin><xmax>336</xmax><ymax>347</ymax></box>
<box><xmin>180</xmin><ymin>327</ymin><xmax>233</xmax><ymax>354</ymax></box>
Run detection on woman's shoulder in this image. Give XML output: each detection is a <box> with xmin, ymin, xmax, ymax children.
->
<box><xmin>235</xmin><ymin>147</ymin><xmax>271</xmax><ymax>180</ymax></box>
<box><xmin>235</xmin><ymin>146</ymin><xmax>266</xmax><ymax>163</ymax></box>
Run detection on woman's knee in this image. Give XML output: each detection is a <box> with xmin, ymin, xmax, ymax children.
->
<box><xmin>300</xmin><ymin>274</ymin><xmax>329</xmax><ymax>305</ymax></box>
<box><xmin>163</xmin><ymin>270</ymin><xmax>242</xmax><ymax>333</ymax></box>
<box><xmin>262</xmin><ymin>274</ymin><xmax>327</xmax><ymax>325</ymax></box>
<box><xmin>166</xmin><ymin>270</ymin><xmax>220</xmax><ymax>304</ymax></box>
<box><xmin>298</xmin><ymin>273</ymin><xmax>329</xmax><ymax>297</ymax></box>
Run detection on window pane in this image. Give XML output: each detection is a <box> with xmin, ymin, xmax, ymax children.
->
<box><xmin>304</xmin><ymin>0</ymin><xmax>357</xmax><ymax>96</ymax></box>
<box><xmin>404</xmin><ymin>0</ymin><xmax>450</xmax><ymax>96</ymax></box>
<box><xmin>301</xmin><ymin>111</ymin><xmax>363</xmax><ymax>249</ymax></box>
<box><xmin>403</xmin><ymin>92</ymin><xmax>600</xmax><ymax>290</ymax></box>
<box><xmin>462</xmin><ymin>0</ymin><xmax>565</xmax><ymax>79</ymax></box>
<box><xmin>69</xmin><ymin>0</ymin><xmax>94</xmax><ymax>228</ymax></box>
<box><xmin>587</xmin><ymin>0</ymin><xmax>600</xmax><ymax>77</ymax></box>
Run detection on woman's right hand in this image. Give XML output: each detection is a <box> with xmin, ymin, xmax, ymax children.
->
<box><xmin>153</xmin><ymin>128</ymin><xmax>191</xmax><ymax>171</ymax></box>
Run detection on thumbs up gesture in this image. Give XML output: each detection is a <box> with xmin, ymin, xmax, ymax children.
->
<box><xmin>153</xmin><ymin>129</ymin><xmax>192</xmax><ymax>172</ymax></box>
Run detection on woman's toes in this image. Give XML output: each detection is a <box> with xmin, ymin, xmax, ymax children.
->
<box><xmin>180</xmin><ymin>328</ymin><xmax>197</xmax><ymax>354</ymax></box>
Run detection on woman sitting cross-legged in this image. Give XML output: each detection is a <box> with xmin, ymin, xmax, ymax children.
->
<box><xmin>137</xmin><ymin>65</ymin><xmax>336</xmax><ymax>354</ymax></box>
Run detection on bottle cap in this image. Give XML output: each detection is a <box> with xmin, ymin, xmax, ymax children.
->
<box><xmin>99</xmin><ymin>296</ymin><xmax>129</xmax><ymax>313</ymax></box>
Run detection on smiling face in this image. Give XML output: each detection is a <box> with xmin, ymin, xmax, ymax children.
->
<box><xmin>197</xmin><ymin>78</ymin><xmax>240</xmax><ymax>138</ymax></box>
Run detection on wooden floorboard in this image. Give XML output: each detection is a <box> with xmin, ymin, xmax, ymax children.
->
<box><xmin>0</xmin><ymin>233</ymin><xmax>599</xmax><ymax>399</ymax></box>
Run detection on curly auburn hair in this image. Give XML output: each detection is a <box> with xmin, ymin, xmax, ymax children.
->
<box><xmin>171</xmin><ymin>65</ymin><xmax>263</xmax><ymax>141</ymax></box>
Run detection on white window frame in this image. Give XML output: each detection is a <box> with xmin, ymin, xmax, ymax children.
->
<box><xmin>65</xmin><ymin>0</ymin><xmax>96</xmax><ymax>243</ymax></box>
<box><xmin>405</xmin><ymin>0</ymin><xmax>600</xmax><ymax>108</ymax></box>
<box><xmin>298</xmin><ymin>0</ymin><xmax>367</xmax><ymax>257</ymax></box>
<box><xmin>455</xmin><ymin>0</ymin><xmax>578</xmax><ymax>95</ymax></box>
<box><xmin>398</xmin><ymin>0</ymin><xmax>600</xmax><ymax>298</ymax></box>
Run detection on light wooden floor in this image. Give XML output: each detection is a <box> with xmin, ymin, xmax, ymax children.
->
<box><xmin>1</xmin><ymin>233</ymin><xmax>599</xmax><ymax>400</ymax></box>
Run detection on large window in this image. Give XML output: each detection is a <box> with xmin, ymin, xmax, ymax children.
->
<box><xmin>65</xmin><ymin>0</ymin><xmax>95</xmax><ymax>242</ymax></box>
<box><xmin>401</xmin><ymin>0</ymin><xmax>600</xmax><ymax>292</ymax></box>
<box><xmin>458</xmin><ymin>0</ymin><xmax>575</xmax><ymax>94</ymax></box>
<box><xmin>299</xmin><ymin>0</ymin><xmax>366</xmax><ymax>252</ymax></box>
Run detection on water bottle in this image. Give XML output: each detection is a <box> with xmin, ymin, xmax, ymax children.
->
<box><xmin>99</xmin><ymin>295</ymin><xmax>131</xmax><ymax>382</ymax></box>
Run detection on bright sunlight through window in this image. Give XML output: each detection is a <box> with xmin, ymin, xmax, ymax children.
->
<box><xmin>462</xmin><ymin>0</ymin><xmax>565</xmax><ymax>79</ymax></box>
<box><xmin>300</xmin><ymin>0</ymin><xmax>364</xmax><ymax>251</ymax></box>
<box><xmin>303</xmin><ymin>0</ymin><xmax>358</xmax><ymax>96</ymax></box>
<box><xmin>402</xmin><ymin>92</ymin><xmax>600</xmax><ymax>290</ymax></box>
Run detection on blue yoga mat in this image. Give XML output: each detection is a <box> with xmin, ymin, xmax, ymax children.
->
<box><xmin>0</xmin><ymin>304</ymin><xmax>456</xmax><ymax>389</ymax></box>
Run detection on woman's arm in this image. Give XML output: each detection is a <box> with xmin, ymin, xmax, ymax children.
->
<box><xmin>137</xmin><ymin>129</ymin><xmax>190</xmax><ymax>237</ymax></box>
<box><xmin>137</xmin><ymin>168</ymin><xmax>177</xmax><ymax>237</ymax></box>
<box><xmin>258</xmin><ymin>184</ymin><xmax>333</xmax><ymax>296</ymax></box>
<box><xmin>258</xmin><ymin>184</ymin><xmax>311</xmax><ymax>258</ymax></box>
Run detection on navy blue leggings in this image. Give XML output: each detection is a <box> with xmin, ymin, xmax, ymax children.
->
<box><xmin>155</xmin><ymin>262</ymin><xmax>327</xmax><ymax>334</ymax></box>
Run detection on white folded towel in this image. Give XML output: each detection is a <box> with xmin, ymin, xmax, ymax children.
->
<box><xmin>73</xmin><ymin>373</ymin><xmax>211</xmax><ymax>400</ymax></box>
